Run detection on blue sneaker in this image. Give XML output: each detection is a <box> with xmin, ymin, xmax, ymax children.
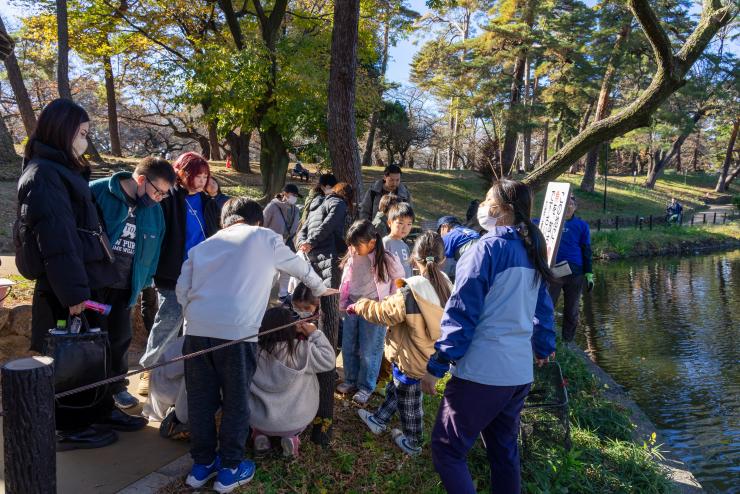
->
<box><xmin>185</xmin><ymin>457</ymin><xmax>220</xmax><ymax>488</ymax></box>
<box><xmin>213</xmin><ymin>460</ymin><xmax>256</xmax><ymax>493</ymax></box>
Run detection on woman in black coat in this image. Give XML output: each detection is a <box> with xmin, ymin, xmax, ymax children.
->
<box><xmin>15</xmin><ymin>99</ymin><xmax>146</xmax><ymax>450</ymax></box>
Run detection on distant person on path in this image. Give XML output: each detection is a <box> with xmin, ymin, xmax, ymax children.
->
<box><xmin>360</xmin><ymin>164</ymin><xmax>412</xmax><ymax>221</ymax></box>
<box><xmin>666</xmin><ymin>197</ymin><xmax>683</xmax><ymax>224</ymax></box>
<box><xmin>176</xmin><ymin>197</ymin><xmax>335</xmax><ymax>492</ymax></box>
<box><xmin>90</xmin><ymin>156</ymin><xmax>176</xmax><ymax>409</ymax></box>
<box><xmin>300</xmin><ymin>173</ymin><xmax>338</xmax><ymax>224</ymax></box>
<box><xmin>437</xmin><ymin>216</ymin><xmax>480</xmax><ymax>281</ymax></box>
<box><xmin>351</xmin><ymin>232</ymin><xmax>452</xmax><ymax>456</ymax></box>
<box><xmin>546</xmin><ymin>193</ymin><xmax>593</xmax><ymax>342</ymax></box>
<box><xmin>372</xmin><ymin>193</ymin><xmax>400</xmax><ymax>239</ymax></box>
<box><xmin>16</xmin><ymin>99</ymin><xmax>145</xmax><ymax>450</ymax></box>
<box><xmin>422</xmin><ymin>179</ymin><xmax>556</xmax><ymax>494</ymax></box>
<box><xmin>293</xmin><ymin>161</ymin><xmax>311</xmax><ymax>181</ymax></box>
<box><xmin>140</xmin><ymin>152</ymin><xmax>220</xmax><ymax>370</ymax></box>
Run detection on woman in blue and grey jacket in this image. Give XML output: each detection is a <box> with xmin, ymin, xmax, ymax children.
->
<box><xmin>421</xmin><ymin>179</ymin><xmax>557</xmax><ymax>494</ymax></box>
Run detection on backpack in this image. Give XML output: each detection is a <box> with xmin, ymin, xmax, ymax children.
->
<box><xmin>13</xmin><ymin>201</ymin><xmax>44</xmax><ymax>280</ymax></box>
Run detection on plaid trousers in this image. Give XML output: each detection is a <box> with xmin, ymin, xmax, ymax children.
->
<box><xmin>373</xmin><ymin>376</ymin><xmax>424</xmax><ymax>448</ymax></box>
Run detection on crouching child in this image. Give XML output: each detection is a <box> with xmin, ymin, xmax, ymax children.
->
<box><xmin>249</xmin><ymin>303</ymin><xmax>335</xmax><ymax>457</ymax></box>
<box><xmin>176</xmin><ymin>197</ymin><xmax>336</xmax><ymax>493</ymax></box>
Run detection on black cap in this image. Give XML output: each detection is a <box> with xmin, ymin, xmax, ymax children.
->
<box><xmin>283</xmin><ymin>183</ymin><xmax>303</xmax><ymax>197</ymax></box>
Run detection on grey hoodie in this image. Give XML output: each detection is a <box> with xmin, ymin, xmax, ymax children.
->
<box><xmin>263</xmin><ymin>198</ymin><xmax>300</xmax><ymax>240</ymax></box>
<box><xmin>248</xmin><ymin>329</ymin><xmax>335</xmax><ymax>434</ymax></box>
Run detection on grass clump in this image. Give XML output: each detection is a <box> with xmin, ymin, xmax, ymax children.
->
<box><xmin>158</xmin><ymin>343</ymin><xmax>672</xmax><ymax>494</ymax></box>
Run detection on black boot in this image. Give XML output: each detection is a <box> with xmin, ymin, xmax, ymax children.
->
<box><xmin>57</xmin><ymin>427</ymin><xmax>118</xmax><ymax>451</ymax></box>
<box><xmin>97</xmin><ymin>408</ymin><xmax>148</xmax><ymax>432</ymax></box>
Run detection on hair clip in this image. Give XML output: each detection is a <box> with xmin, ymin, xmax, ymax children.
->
<box><xmin>425</xmin><ymin>256</ymin><xmax>435</xmax><ymax>263</ymax></box>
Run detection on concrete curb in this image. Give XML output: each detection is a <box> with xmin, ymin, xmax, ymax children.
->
<box><xmin>117</xmin><ymin>453</ymin><xmax>191</xmax><ymax>494</ymax></box>
<box><xmin>566</xmin><ymin>342</ymin><xmax>703</xmax><ymax>493</ymax></box>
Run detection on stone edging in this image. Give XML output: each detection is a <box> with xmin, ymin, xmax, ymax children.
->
<box><xmin>566</xmin><ymin>342</ymin><xmax>703</xmax><ymax>493</ymax></box>
<box><xmin>117</xmin><ymin>453</ymin><xmax>191</xmax><ymax>494</ymax></box>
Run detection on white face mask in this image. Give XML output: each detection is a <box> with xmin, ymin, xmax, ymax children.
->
<box><xmin>477</xmin><ymin>203</ymin><xmax>500</xmax><ymax>231</ymax></box>
<box><xmin>296</xmin><ymin>310</ymin><xmax>314</xmax><ymax>319</ymax></box>
<box><xmin>72</xmin><ymin>135</ymin><xmax>88</xmax><ymax>157</ymax></box>
<box><xmin>286</xmin><ymin>195</ymin><xmax>298</xmax><ymax>205</ymax></box>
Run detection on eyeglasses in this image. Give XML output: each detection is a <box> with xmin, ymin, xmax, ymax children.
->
<box><xmin>146</xmin><ymin>176</ymin><xmax>170</xmax><ymax>199</ymax></box>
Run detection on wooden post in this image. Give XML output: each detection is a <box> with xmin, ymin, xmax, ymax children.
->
<box><xmin>635</xmin><ymin>215</ymin><xmax>639</xmax><ymax>229</ymax></box>
<box><xmin>615</xmin><ymin>216</ymin><xmax>619</xmax><ymax>230</ymax></box>
<box><xmin>703</xmin><ymin>213</ymin><xmax>706</xmax><ymax>224</ymax></box>
<box><xmin>596</xmin><ymin>218</ymin><xmax>601</xmax><ymax>232</ymax></box>
<box><xmin>2</xmin><ymin>357</ymin><xmax>56</xmax><ymax>494</ymax></box>
<box><xmin>649</xmin><ymin>214</ymin><xmax>653</xmax><ymax>230</ymax></box>
<box><xmin>690</xmin><ymin>214</ymin><xmax>694</xmax><ymax>226</ymax></box>
<box><xmin>713</xmin><ymin>212</ymin><xmax>717</xmax><ymax>224</ymax></box>
<box><xmin>639</xmin><ymin>217</ymin><xmax>643</xmax><ymax>230</ymax></box>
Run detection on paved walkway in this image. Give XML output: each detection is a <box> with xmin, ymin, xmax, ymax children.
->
<box><xmin>0</xmin><ymin>368</ymin><xmax>189</xmax><ymax>494</ymax></box>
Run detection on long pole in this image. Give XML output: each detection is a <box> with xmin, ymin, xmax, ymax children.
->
<box><xmin>603</xmin><ymin>144</ymin><xmax>608</xmax><ymax>213</ymax></box>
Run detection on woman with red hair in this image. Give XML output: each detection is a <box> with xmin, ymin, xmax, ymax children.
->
<box><xmin>139</xmin><ymin>152</ymin><xmax>220</xmax><ymax>370</ymax></box>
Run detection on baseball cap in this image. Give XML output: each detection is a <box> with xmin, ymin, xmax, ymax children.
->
<box><xmin>436</xmin><ymin>215</ymin><xmax>460</xmax><ymax>231</ymax></box>
<box><xmin>283</xmin><ymin>183</ymin><xmax>303</xmax><ymax>198</ymax></box>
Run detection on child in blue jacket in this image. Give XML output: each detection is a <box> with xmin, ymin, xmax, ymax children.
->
<box><xmin>422</xmin><ymin>179</ymin><xmax>556</xmax><ymax>494</ymax></box>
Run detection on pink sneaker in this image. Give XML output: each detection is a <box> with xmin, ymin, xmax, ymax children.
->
<box><xmin>253</xmin><ymin>434</ymin><xmax>271</xmax><ymax>456</ymax></box>
<box><xmin>281</xmin><ymin>436</ymin><xmax>300</xmax><ymax>457</ymax></box>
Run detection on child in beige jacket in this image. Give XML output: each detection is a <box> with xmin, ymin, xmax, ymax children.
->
<box><xmin>346</xmin><ymin>232</ymin><xmax>452</xmax><ymax>456</ymax></box>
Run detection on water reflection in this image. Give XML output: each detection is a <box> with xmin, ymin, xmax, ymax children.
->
<box><xmin>576</xmin><ymin>250</ymin><xmax>740</xmax><ymax>493</ymax></box>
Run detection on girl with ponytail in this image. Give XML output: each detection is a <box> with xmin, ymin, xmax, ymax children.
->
<box><xmin>336</xmin><ymin>220</ymin><xmax>405</xmax><ymax>405</ymax></box>
<box><xmin>347</xmin><ymin>232</ymin><xmax>452</xmax><ymax>456</ymax></box>
<box><xmin>424</xmin><ymin>179</ymin><xmax>556</xmax><ymax>493</ymax></box>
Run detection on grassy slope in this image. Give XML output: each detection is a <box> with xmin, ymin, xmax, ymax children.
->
<box><xmin>159</xmin><ymin>342</ymin><xmax>671</xmax><ymax>494</ymax></box>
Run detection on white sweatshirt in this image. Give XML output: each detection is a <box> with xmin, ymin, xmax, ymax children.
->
<box><xmin>176</xmin><ymin>223</ymin><xmax>327</xmax><ymax>341</ymax></box>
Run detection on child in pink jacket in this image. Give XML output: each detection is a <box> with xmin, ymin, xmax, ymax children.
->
<box><xmin>337</xmin><ymin>220</ymin><xmax>405</xmax><ymax>405</ymax></box>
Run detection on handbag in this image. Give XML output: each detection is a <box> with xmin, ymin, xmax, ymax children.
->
<box><xmin>77</xmin><ymin>225</ymin><xmax>115</xmax><ymax>263</ymax></box>
<box><xmin>45</xmin><ymin>313</ymin><xmax>110</xmax><ymax>408</ymax></box>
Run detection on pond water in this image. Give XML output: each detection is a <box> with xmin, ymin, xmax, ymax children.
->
<box><xmin>575</xmin><ymin>250</ymin><xmax>739</xmax><ymax>494</ymax></box>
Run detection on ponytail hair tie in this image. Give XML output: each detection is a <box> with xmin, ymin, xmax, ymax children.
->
<box><xmin>425</xmin><ymin>256</ymin><xmax>436</xmax><ymax>263</ymax></box>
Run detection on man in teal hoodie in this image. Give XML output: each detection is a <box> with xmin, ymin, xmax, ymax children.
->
<box><xmin>91</xmin><ymin>157</ymin><xmax>176</xmax><ymax>409</ymax></box>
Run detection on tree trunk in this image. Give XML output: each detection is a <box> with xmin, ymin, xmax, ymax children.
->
<box><xmin>645</xmin><ymin>108</ymin><xmax>706</xmax><ymax>188</ymax></box>
<box><xmin>581</xmin><ymin>21</ymin><xmax>632</xmax><ymax>192</ymax></box>
<box><xmin>103</xmin><ymin>55</ymin><xmax>122</xmax><ymax>157</ymax></box>
<box><xmin>362</xmin><ymin>19</ymin><xmax>390</xmax><ymax>167</ymax></box>
<box><xmin>0</xmin><ymin>111</ymin><xmax>19</xmax><ymax>166</ymax></box>
<box><xmin>541</xmin><ymin>119</ymin><xmax>549</xmax><ymax>165</ymax></box>
<box><xmin>208</xmin><ymin>120</ymin><xmax>221</xmax><ymax>160</ymax></box>
<box><xmin>259</xmin><ymin>125</ymin><xmax>289</xmax><ymax>203</ymax></box>
<box><xmin>311</xmin><ymin>293</ymin><xmax>340</xmax><ymax>447</ymax></box>
<box><xmin>675</xmin><ymin>144</ymin><xmax>681</xmax><ymax>171</ymax></box>
<box><xmin>327</xmin><ymin>0</ymin><xmax>362</xmax><ymax>196</ymax></box>
<box><xmin>522</xmin><ymin>59</ymin><xmax>533</xmax><ymax>172</ymax></box>
<box><xmin>500</xmin><ymin>1</ymin><xmax>535</xmax><ymax>176</ymax></box>
<box><xmin>0</xmin><ymin>16</ymin><xmax>36</xmax><ymax>136</ymax></box>
<box><xmin>570</xmin><ymin>100</ymin><xmax>595</xmax><ymax>173</ymax></box>
<box><xmin>724</xmin><ymin>163</ymin><xmax>739</xmax><ymax>189</ymax></box>
<box><xmin>227</xmin><ymin>129</ymin><xmax>252</xmax><ymax>173</ymax></box>
<box><xmin>715</xmin><ymin>118</ymin><xmax>739</xmax><ymax>192</ymax></box>
<box><xmin>523</xmin><ymin>0</ymin><xmax>734</xmax><ymax>192</ymax></box>
<box><xmin>691</xmin><ymin>134</ymin><xmax>700</xmax><ymax>171</ymax></box>
<box><xmin>56</xmin><ymin>0</ymin><xmax>72</xmax><ymax>100</ymax></box>
<box><xmin>1</xmin><ymin>357</ymin><xmax>56</xmax><ymax>494</ymax></box>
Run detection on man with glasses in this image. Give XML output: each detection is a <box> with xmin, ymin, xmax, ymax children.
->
<box><xmin>90</xmin><ymin>157</ymin><xmax>177</xmax><ymax>409</ymax></box>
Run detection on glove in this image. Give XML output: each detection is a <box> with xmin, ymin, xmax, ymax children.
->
<box><xmin>585</xmin><ymin>273</ymin><xmax>594</xmax><ymax>292</ymax></box>
<box><xmin>345</xmin><ymin>304</ymin><xmax>356</xmax><ymax>315</ymax></box>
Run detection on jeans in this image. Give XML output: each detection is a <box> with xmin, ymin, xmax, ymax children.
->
<box><xmin>431</xmin><ymin>377</ymin><xmax>531</xmax><ymax>494</ymax></box>
<box><xmin>140</xmin><ymin>288</ymin><xmax>183</xmax><ymax>367</ymax></box>
<box><xmin>184</xmin><ymin>335</ymin><xmax>256</xmax><ymax>469</ymax></box>
<box><xmin>97</xmin><ymin>287</ymin><xmax>133</xmax><ymax>394</ymax></box>
<box><xmin>341</xmin><ymin>313</ymin><xmax>386</xmax><ymax>393</ymax></box>
<box><xmin>548</xmin><ymin>273</ymin><xmax>584</xmax><ymax>342</ymax></box>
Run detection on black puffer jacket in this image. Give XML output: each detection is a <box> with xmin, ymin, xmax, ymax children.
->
<box><xmin>296</xmin><ymin>193</ymin><xmax>348</xmax><ymax>286</ymax></box>
<box><xmin>15</xmin><ymin>141</ymin><xmax>118</xmax><ymax>305</ymax></box>
<box><xmin>154</xmin><ymin>185</ymin><xmax>220</xmax><ymax>290</ymax></box>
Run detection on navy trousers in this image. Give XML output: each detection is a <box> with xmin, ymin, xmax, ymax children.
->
<box><xmin>431</xmin><ymin>376</ymin><xmax>531</xmax><ymax>494</ymax></box>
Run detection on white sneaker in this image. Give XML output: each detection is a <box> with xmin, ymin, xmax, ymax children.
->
<box><xmin>358</xmin><ymin>409</ymin><xmax>387</xmax><ymax>435</ymax></box>
<box><xmin>352</xmin><ymin>389</ymin><xmax>372</xmax><ymax>405</ymax></box>
<box><xmin>336</xmin><ymin>382</ymin><xmax>356</xmax><ymax>394</ymax></box>
<box><xmin>391</xmin><ymin>428</ymin><xmax>422</xmax><ymax>456</ymax></box>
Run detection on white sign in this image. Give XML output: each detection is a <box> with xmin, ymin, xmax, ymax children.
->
<box><xmin>538</xmin><ymin>182</ymin><xmax>571</xmax><ymax>267</ymax></box>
